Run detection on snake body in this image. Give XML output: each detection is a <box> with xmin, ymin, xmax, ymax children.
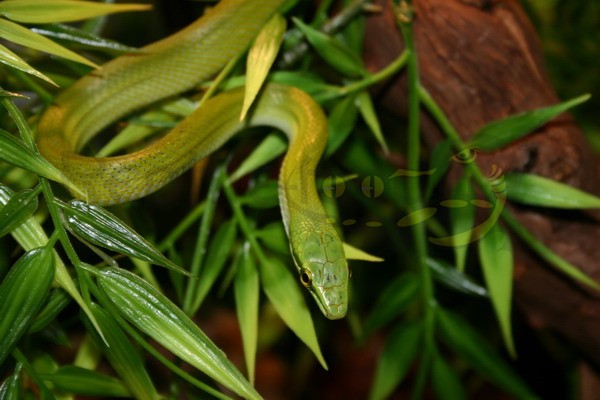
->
<box><xmin>36</xmin><ymin>0</ymin><xmax>348</xmax><ymax>319</ymax></box>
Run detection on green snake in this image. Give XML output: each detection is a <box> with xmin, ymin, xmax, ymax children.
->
<box><xmin>36</xmin><ymin>0</ymin><xmax>348</xmax><ymax>319</ymax></box>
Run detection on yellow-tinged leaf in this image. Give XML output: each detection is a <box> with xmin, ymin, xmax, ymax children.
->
<box><xmin>343</xmin><ymin>242</ymin><xmax>384</xmax><ymax>262</ymax></box>
<box><xmin>242</xmin><ymin>13</ymin><xmax>286</xmax><ymax>120</ymax></box>
<box><xmin>0</xmin><ymin>0</ymin><xmax>150</xmax><ymax>24</ymax></box>
<box><xmin>0</xmin><ymin>42</ymin><xmax>55</xmax><ymax>84</ymax></box>
<box><xmin>0</xmin><ymin>18</ymin><xmax>97</xmax><ymax>67</ymax></box>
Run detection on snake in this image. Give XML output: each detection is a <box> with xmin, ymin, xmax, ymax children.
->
<box><xmin>36</xmin><ymin>0</ymin><xmax>349</xmax><ymax>319</ymax></box>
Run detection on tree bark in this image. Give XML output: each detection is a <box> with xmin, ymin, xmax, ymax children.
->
<box><xmin>364</xmin><ymin>0</ymin><xmax>600</xmax><ymax>366</ymax></box>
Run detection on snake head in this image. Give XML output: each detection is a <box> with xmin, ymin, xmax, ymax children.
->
<box><xmin>291</xmin><ymin>228</ymin><xmax>349</xmax><ymax>320</ymax></box>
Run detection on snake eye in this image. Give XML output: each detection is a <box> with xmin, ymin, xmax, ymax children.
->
<box><xmin>300</xmin><ymin>268</ymin><xmax>313</xmax><ymax>288</ymax></box>
<box><xmin>451</xmin><ymin>147</ymin><xmax>478</xmax><ymax>164</ymax></box>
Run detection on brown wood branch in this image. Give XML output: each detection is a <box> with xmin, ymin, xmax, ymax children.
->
<box><xmin>363</xmin><ymin>0</ymin><xmax>600</xmax><ymax>365</ymax></box>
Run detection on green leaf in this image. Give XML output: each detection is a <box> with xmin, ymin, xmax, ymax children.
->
<box><xmin>0</xmin><ymin>1</ymin><xmax>150</xmax><ymax>24</ymax></box>
<box><xmin>229</xmin><ymin>133</ymin><xmax>286</xmax><ymax>183</ymax></box>
<box><xmin>425</xmin><ymin>139</ymin><xmax>453</xmax><ymax>200</ymax></box>
<box><xmin>62</xmin><ymin>200</ymin><xmax>189</xmax><ymax>275</ymax></box>
<box><xmin>0</xmin><ymin>246</ymin><xmax>54</xmax><ymax>365</ymax></box>
<box><xmin>27</xmin><ymin>288</ymin><xmax>71</xmax><ymax>333</ymax></box>
<box><xmin>427</xmin><ymin>258</ymin><xmax>487</xmax><ymax>297</ymax></box>
<box><xmin>0</xmin><ymin>18</ymin><xmax>97</xmax><ymax>68</ymax></box>
<box><xmin>41</xmin><ymin>365</ymin><xmax>130</xmax><ymax>397</ymax></box>
<box><xmin>255</xmin><ymin>222</ymin><xmax>288</xmax><ymax>255</ymax></box>
<box><xmin>292</xmin><ymin>17</ymin><xmax>367</xmax><ymax>78</ymax></box>
<box><xmin>259</xmin><ymin>257</ymin><xmax>327</xmax><ymax>369</ymax></box>
<box><xmin>97</xmin><ymin>267</ymin><xmax>261</xmax><ymax>400</ymax></box>
<box><xmin>369</xmin><ymin>321</ymin><xmax>422</xmax><ymax>400</ymax></box>
<box><xmin>326</xmin><ymin>93</ymin><xmax>358</xmax><ymax>155</ymax></box>
<box><xmin>0</xmin><ymin>128</ymin><xmax>76</xmax><ymax>187</ymax></box>
<box><xmin>269</xmin><ymin>71</ymin><xmax>333</xmax><ymax>96</ymax></box>
<box><xmin>449</xmin><ymin>172</ymin><xmax>475</xmax><ymax>272</ymax></box>
<box><xmin>436</xmin><ymin>308</ymin><xmax>535</xmax><ymax>398</ymax></box>
<box><xmin>469</xmin><ymin>94</ymin><xmax>590</xmax><ymax>150</ymax></box>
<box><xmin>0</xmin><ymin>187</ymin><xmax>39</xmax><ymax>238</ymax></box>
<box><xmin>478</xmin><ymin>224</ymin><xmax>516</xmax><ymax>358</ymax></box>
<box><xmin>190</xmin><ymin>218</ymin><xmax>237</xmax><ymax>310</ymax></box>
<box><xmin>343</xmin><ymin>242</ymin><xmax>384</xmax><ymax>262</ymax></box>
<box><xmin>362</xmin><ymin>273</ymin><xmax>420</xmax><ymax>337</ymax></box>
<box><xmin>505</xmin><ymin>173</ymin><xmax>600</xmax><ymax>209</ymax></box>
<box><xmin>242</xmin><ymin>13</ymin><xmax>286</xmax><ymax>120</ymax></box>
<box><xmin>431</xmin><ymin>354</ymin><xmax>466</xmax><ymax>400</ymax></box>
<box><xmin>240</xmin><ymin>180</ymin><xmax>279</xmax><ymax>209</ymax></box>
<box><xmin>32</xmin><ymin>24</ymin><xmax>141</xmax><ymax>55</ymax></box>
<box><xmin>85</xmin><ymin>304</ymin><xmax>159</xmax><ymax>400</ymax></box>
<box><xmin>234</xmin><ymin>244</ymin><xmax>260</xmax><ymax>384</ymax></box>
<box><xmin>0</xmin><ymin>42</ymin><xmax>55</xmax><ymax>84</ymax></box>
<box><xmin>356</xmin><ymin>91</ymin><xmax>388</xmax><ymax>153</ymax></box>
<box><xmin>0</xmin><ymin>370</ymin><xmax>21</xmax><ymax>399</ymax></box>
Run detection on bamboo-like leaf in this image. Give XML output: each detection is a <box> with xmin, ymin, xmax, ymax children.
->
<box><xmin>270</xmin><ymin>71</ymin><xmax>333</xmax><ymax>96</ymax></box>
<box><xmin>0</xmin><ymin>247</ymin><xmax>54</xmax><ymax>365</ymax></box>
<box><xmin>97</xmin><ymin>267</ymin><xmax>261</xmax><ymax>400</ymax></box>
<box><xmin>356</xmin><ymin>91</ymin><xmax>388</xmax><ymax>153</ymax></box>
<box><xmin>0</xmin><ymin>128</ymin><xmax>77</xmax><ymax>189</ymax></box>
<box><xmin>259</xmin><ymin>257</ymin><xmax>327</xmax><ymax>369</ymax></box>
<box><xmin>343</xmin><ymin>242</ymin><xmax>384</xmax><ymax>262</ymax></box>
<box><xmin>242</xmin><ymin>13</ymin><xmax>286</xmax><ymax>120</ymax></box>
<box><xmin>234</xmin><ymin>244</ymin><xmax>260</xmax><ymax>384</ymax></box>
<box><xmin>0</xmin><ymin>369</ymin><xmax>21</xmax><ymax>399</ymax></box>
<box><xmin>478</xmin><ymin>224</ymin><xmax>516</xmax><ymax>358</ymax></box>
<box><xmin>369</xmin><ymin>321</ymin><xmax>422</xmax><ymax>400</ymax></box>
<box><xmin>32</xmin><ymin>23</ymin><xmax>141</xmax><ymax>55</ymax></box>
<box><xmin>229</xmin><ymin>133</ymin><xmax>286</xmax><ymax>183</ymax></box>
<box><xmin>436</xmin><ymin>307</ymin><xmax>534</xmax><ymax>398</ymax></box>
<box><xmin>427</xmin><ymin>258</ymin><xmax>488</xmax><ymax>297</ymax></box>
<box><xmin>431</xmin><ymin>354</ymin><xmax>466</xmax><ymax>400</ymax></box>
<box><xmin>239</xmin><ymin>180</ymin><xmax>279</xmax><ymax>209</ymax></box>
<box><xmin>326</xmin><ymin>93</ymin><xmax>358</xmax><ymax>155</ymax></box>
<box><xmin>41</xmin><ymin>365</ymin><xmax>130</xmax><ymax>397</ymax></box>
<box><xmin>85</xmin><ymin>304</ymin><xmax>159</xmax><ymax>400</ymax></box>
<box><xmin>0</xmin><ymin>18</ymin><xmax>97</xmax><ymax>67</ymax></box>
<box><xmin>0</xmin><ymin>1</ymin><xmax>150</xmax><ymax>24</ymax></box>
<box><xmin>0</xmin><ymin>42</ymin><xmax>55</xmax><ymax>84</ymax></box>
<box><xmin>362</xmin><ymin>273</ymin><xmax>420</xmax><ymax>337</ymax></box>
<box><xmin>425</xmin><ymin>140</ymin><xmax>453</xmax><ymax>200</ymax></box>
<box><xmin>62</xmin><ymin>200</ymin><xmax>189</xmax><ymax>275</ymax></box>
<box><xmin>293</xmin><ymin>17</ymin><xmax>367</xmax><ymax>78</ymax></box>
<box><xmin>506</xmin><ymin>173</ymin><xmax>600</xmax><ymax>209</ymax></box>
<box><xmin>255</xmin><ymin>222</ymin><xmax>288</xmax><ymax>255</ymax></box>
<box><xmin>27</xmin><ymin>288</ymin><xmax>70</xmax><ymax>333</ymax></box>
<box><xmin>449</xmin><ymin>172</ymin><xmax>474</xmax><ymax>272</ymax></box>
<box><xmin>469</xmin><ymin>94</ymin><xmax>590</xmax><ymax>150</ymax></box>
<box><xmin>0</xmin><ymin>187</ymin><xmax>38</xmax><ymax>238</ymax></box>
<box><xmin>190</xmin><ymin>218</ymin><xmax>237</xmax><ymax>311</ymax></box>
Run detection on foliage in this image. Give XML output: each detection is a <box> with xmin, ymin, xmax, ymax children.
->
<box><xmin>0</xmin><ymin>0</ymin><xmax>597</xmax><ymax>399</ymax></box>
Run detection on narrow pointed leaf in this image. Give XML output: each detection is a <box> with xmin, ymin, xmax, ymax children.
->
<box><xmin>0</xmin><ymin>1</ymin><xmax>150</xmax><ymax>24</ymax></box>
<box><xmin>85</xmin><ymin>304</ymin><xmax>159</xmax><ymax>400</ymax></box>
<box><xmin>27</xmin><ymin>288</ymin><xmax>71</xmax><ymax>333</ymax></box>
<box><xmin>469</xmin><ymin>94</ymin><xmax>590</xmax><ymax>150</ymax></box>
<box><xmin>256</xmin><ymin>222</ymin><xmax>288</xmax><ymax>255</ymax></box>
<box><xmin>431</xmin><ymin>354</ymin><xmax>466</xmax><ymax>400</ymax></box>
<box><xmin>41</xmin><ymin>366</ymin><xmax>130</xmax><ymax>397</ymax></box>
<box><xmin>436</xmin><ymin>308</ymin><xmax>534</xmax><ymax>398</ymax></box>
<box><xmin>356</xmin><ymin>91</ymin><xmax>388</xmax><ymax>153</ymax></box>
<box><xmin>63</xmin><ymin>200</ymin><xmax>188</xmax><ymax>275</ymax></box>
<box><xmin>293</xmin><ymin>17</ymin><xmax>366</xmax><ymax>78</ymax></box>
<box><xmin>0</xmin><ymin>18</ymin><xmax>97</xmax><ymax>67</ymax></box>
<box><xmin>98</xmin><ymin>268</ymin><xmax>261</xmax><ymax>400</ymax></box>
<box><xmin>425</xmin><ymin>140</ymin><xmax>453</xmax><ymax>200</ymax></box>
<box><xmin>0</xmin><ymin>246</ymin><xmax>54</xmax><ymax>364</ymax></box>
<box><xmin>0</xmin><ymin>370</ymin><xmax>21</xmax><ymax>399</ymax></box>
<box><xmin>343</xmin><ymin>242</ymin><xmax>384</xmax><ymax>262</ymax></box>
<box><xmin>234</xmin><ymin>244</ymin><xmax>260</xmax><ymax>384</ymax></box>
<box><xmin>449</xmin><ymin>173</ymin><xmax>474</xmax><ymax>272</ymax></box>
<box><xmin>326</xmin><ymin>93</ymin><xmax>358</xmax><ymax>155</ymax></box>
<box><xmin>478</xmin><ymin>224</ymin><xmax>516</xmax><ymax>358</ymax></box>
<box><xmin>0</xmin><ymin>188</ymin><xmax>38</xmax><ymax>238</ymax></box>
<box><xmin>259</xmin><ymin>257</ymin><xmax>327</xmax><ymax>369</ymax></box>
<box><xmin>32</xmin><ymin>23</ymin><xmax>141</xmax><ymax>54</ymax></box>
<box><xmin>427</xmin><ymin>258</ymin><xmax>487</xmax><ymax>297</ymax></box>
<box><xmin>0</xmin><ymin>43</ymin><xmax>55</xmax><ymax>84</ymax></box>
<box><xmin>0</xmin><ymin>128</ymin><xmax>75</xmax><ymax>188</ymax></box>
<box><xmin>229</xmin><ymin>133</ymin><xmax>286</xmax><ymax>183</ymax></box>
<box><xmin>239</xmin><ymin>180</ymin><xmax>279</xmax><ymax>209</ymax></box>
<box><xmin>242</xmin><ymin>13</ymin><xmax>285</xmax><ymax>120</ymax></box>
<box><xmin>369</xmin><ymin>321</ymin><xmax>422</xmax><ymax>400</ymax></box>
<box><xmin>362</xmin><ymin>273</ymin><xmax>420</xmax><ymax>337</ymax></box>
<box><xmin>506</xmin><ymin>172</ymin><xmax>600</xmax><ymax>209</ymax></box>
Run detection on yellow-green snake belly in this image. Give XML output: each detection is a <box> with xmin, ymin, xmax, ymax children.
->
<box><xmin>36</xmin><ymin>0</ymin><xmax>349</xmax><ymax>319</ymax></box>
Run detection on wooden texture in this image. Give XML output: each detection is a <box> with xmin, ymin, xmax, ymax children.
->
<box><xmin>364</xmin><ymin>0</ymin><xmax>600</xmax><ymax>365</ymax></box>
